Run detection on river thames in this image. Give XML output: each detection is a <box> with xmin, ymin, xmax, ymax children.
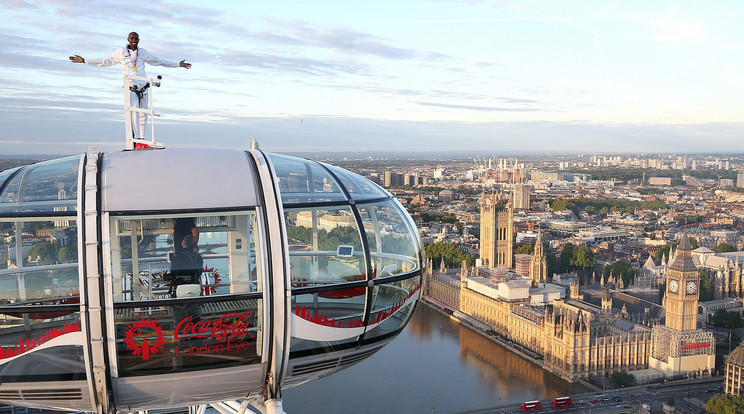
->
<box><xmin>283</xmin><ymin>304</ymin><xmax>590</xmax><ymax>413</ymax></box>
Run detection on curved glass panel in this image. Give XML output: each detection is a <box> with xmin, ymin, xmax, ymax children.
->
<box><xmin>0</xmin><ymin>218</ymin><xmax>79</xmax><ymax>295</ymax></box>
<box><xmin>324</xmin><ymin>164</ymin><xmax>388</xmax><ymax>201</ymax></box>
<box><xmin>285</xmin><ymin>206</ymin><xmax>366</xmax><ymax>286</ymax></box>
<box><xmin>363</xmin><ymin>275</ymin><xmax>420</xmax><ymax>342</ymax></box>
<box><xmin>0</xmin><ymin>157</ymin><xmax>79</xmax><ymax>214</ymax></box>
<box><xmin>357</xmin><ymin>200</ymin><xmax>420</xmax><ymax>278</ymax></box>
<box><xmin>20</xmin><ymin>156</ymin><xmax>79</xmax><ymax>203</ymax></box>
<box><xmin>0</xmin><ymin>216</ymin><xmax>82</xmax><ymax>382</ymax></box>
<box><xmin>0</xmin><ymin>172</ymin><xmax>21</xmax><ymax>204</ymax></box>
<box><xmin>0</xmin><ymin>310</ymin><xmax>84</xmax><ymax>382</ymax></box>
<box><xmin>0</xmin><ymin>168</ymin><xmax>19</xmax><ymax>192</ymax></box>
<box><xmin>22</xmin><ymin>220</ymin><xmax>78</xmax><ymax>268</ymax></box>
<box><xmin>0</xmin><ymin>267</ymin><xmax>79</xmax><ymax>302</ymax></box>
<box><xmin>267</xmin><ymin>153</ymin><xmax>346</xmax><ymax>204</ymax></box>
<box><xmin>290</xmin><ymin>289</ymin><xmax>367</xmax><ymax>355</ymax></box>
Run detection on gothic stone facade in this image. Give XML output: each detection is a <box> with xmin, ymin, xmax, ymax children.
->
<box><xmin>429</xmin><ymin>268</ymin><xmax>653</xmax><ymax>383</ymax></box>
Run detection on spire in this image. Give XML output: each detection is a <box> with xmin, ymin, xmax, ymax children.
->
<box><xmin>678</xmin><ymin>231</ymin><xmax>692</xmax><ymax>251</ymax></box>
<box><xmin>439</xmin><ymin>257</ymin><xmax>446</xmax><ymax>273</ymax></box>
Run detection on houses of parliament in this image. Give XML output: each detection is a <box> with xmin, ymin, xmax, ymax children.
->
<box><xmin>423</xmin><ymin>192</ymin><xmax>715</xmax><ymax>383</ymax></box>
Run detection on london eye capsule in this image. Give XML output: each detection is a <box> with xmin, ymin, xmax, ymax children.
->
<box><xmin>0</xmin><ymin>148</ymin><xmax>423</xmax><ymax>413</ymax></box>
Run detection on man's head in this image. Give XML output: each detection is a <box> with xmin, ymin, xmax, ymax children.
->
<box><xmin>127</xmin><ymin>32</ymin><xmax>140</xmax><ymax>50</ymax></box>
<box><xmin>182</xmin><ymin>234</ymin><xmax>198</xmax><ymax>250</ymax></box>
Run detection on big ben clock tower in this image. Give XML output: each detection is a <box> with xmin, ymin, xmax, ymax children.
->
<box><xmin>665</xmin><ymin>236</ymin><xmax>699</xmax><ymax>331</ymax></box>
<box><xmin>650</xmin><ymin>233</ymin><xmax>715</xmax><ymax>377</ymax></box>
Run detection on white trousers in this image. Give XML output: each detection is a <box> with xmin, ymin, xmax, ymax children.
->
<box><xmin>129</xmin><ymin>89</ymin><xmax>149</xmax><ymax>139</ymax></box>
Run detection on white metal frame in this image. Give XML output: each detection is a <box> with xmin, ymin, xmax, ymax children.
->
<box><xmin>122</xmin><ymin>75</ymin><xmax>163</xmax><ymax>150</ymax></box>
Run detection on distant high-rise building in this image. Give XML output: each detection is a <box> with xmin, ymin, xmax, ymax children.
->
<box><xmin>513</xmin><ymin>184</ymin><xmax>531</xmax><ymax>210</ymax></box>
<box><xmin>479</xmin><ymin>192</ymin><xmax>513</xmax><ymax>268</ymax></box>
<box><xmin>514</xmin><ymin>254</ymin><xmax>531</xmax><ymax>277</ymax></box>
<box><xmin>737</xmin><ymin>171</ymin><xmax>744</xmax><ymax>188</ymax></box>
<box><xmin>383</xmin><ymin>171</ymin><xmax>403</xmax><ymax>187</ymax></box>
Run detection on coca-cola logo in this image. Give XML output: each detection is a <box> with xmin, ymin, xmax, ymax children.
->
<box><xmin>174</xmin><ymin>312</ymin><xmax>255</xmax><ymax>341</ymax></box>
<box><xmin>121</xmin><ymin>312</ymin><xmax>256</xmax><ymax>361</ymax></box>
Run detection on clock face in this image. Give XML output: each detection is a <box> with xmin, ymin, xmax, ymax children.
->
<box><xmin>686</xmin><ymin>281</ymin><xmax>697</xmax><ymax>294</ymax></box>
<box><xmin>669</xmin><ymin>280</ymin><xmax>679</xmax><ymax>293</ymax></box>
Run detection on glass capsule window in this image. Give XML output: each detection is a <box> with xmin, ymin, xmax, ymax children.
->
<box><xmin>324</xmin><ymin>164</ymin><xmax>389</xmax><ymax>201</ymax></box>
<box><xmin>108</xmin><ymin>212</ymin><xmax>265</xmax><ymax>376</ymax></box>
<box><xmin>0</xmin><ymin>168</ymin><xmax>19</xmax><ymax>191</ymax></box>
<box><xmin>0</xmin><ymin>156</ymin><xmax>80</xmax><ymax>213</ymax></box>
<box><xmin>274</xmin><ymin>153</ymin><xmax>423</xmax><ymax>367</ymax></box>
<box><xmin>0</xmin><ymin>172</ymin><xmax>21</xmax><ymax>205</ymax></box>
<box><xmin>109</xmin><ymin>212</ymin><xmax>263</xmax><ymax>302</ymax></box>
<box><xmin>267</xmin><ymin>153</ymin><xmax>347</xmax><ymax>204</ymax></box>
<box><xmin>358</xmin><ymin>200</ymin><xmax>420</xmax><ymax>277</ymax></box>
<box><xmin>285</xmin><ymin>206</ymin><xmax>367</xmax><ymax>286</ymax></box>
<box><xmin>0</xmin><ymin>217</ymin><xmax>82</xmax><ymax>382</ymax></box>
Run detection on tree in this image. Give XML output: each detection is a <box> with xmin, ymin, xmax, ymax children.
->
<box><xmin>711</xmin><ymin>309</ymin><xmax>744</xmax><ymax>328</ymax></box>
<box><xmin>610</xmin><ymin>372</ymin><xmax>635</xmax><ymax>388</ymax></box>
<box><xmin>700</xmin><ymin>273</ymin><xmax>714</xmax><ymax>302</ymax></box>
<box><xmin>706</xmin><ymin>394</ymin><xmax>744</xmax><ymax>414</ymax></box>
<box><xmin>546</xmin><ymin>250</ymin><xmax>559</xmax><ymax>280</ymax></box>
<box><xmin>559</xmin><ymin>243</ymin><xmax>575</xmax><ymax>273</ymax></box>
<box><xmin>570</xmin><ymin>246</ymin><xmax>596</xmax><ymax>271</ymax></box>
<box><xmin>604</xmin><ymin>260</ymin><xmax>637</xmax><ymax>287</ymax></box>
<box><xmin>713</xmin><ymin>242</ymin><xmax>737</xmax><ymax>253</ymax></box>
<box><xmin>58</xmin><ymin>245</ymin><xmax>77</xmax><ymax>263</ymax></box>
<box><xmin>515</xmin><ymin>245</ymin><xmax>534</xmax><ymax>255</ymax></box>
<box><xmin>654</xmin><ymin>244</ymin><xmax>671</xmax><ymax>265</ymax></box>
<box><xmin>425</xmin><ymin>242</ymin><xmax>475</xmax><ymax>268</ymax></box>
<box><xmin>27</xmin><ymin>241</ymin><xmax>59</xmax><ymax>265</ymax></box>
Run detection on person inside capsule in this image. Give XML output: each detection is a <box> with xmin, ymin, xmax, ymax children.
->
<box><xmin>164</xmin><ymin>234</ymin><xmax>203</xmax><ymax>298</ymax></box>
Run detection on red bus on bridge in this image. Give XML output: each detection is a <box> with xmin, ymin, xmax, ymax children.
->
<box><xmin>520</xmin><ymin>400</ymin><xmax>542</xmax><ymax>411</ymax></box>
<box><xmin>552</xmin><ymin>397</ymin><xmax>572</xmax><ymax>408</ymax></box>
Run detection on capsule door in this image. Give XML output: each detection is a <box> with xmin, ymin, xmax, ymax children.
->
<box><xmin>101</xmin><ymin>212</ymin><xmax>270</xmax><ymax>411</ymax></box>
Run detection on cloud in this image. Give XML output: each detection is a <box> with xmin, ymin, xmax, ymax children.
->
<box><xmin>649</xmin><ymin>18</ymin><xmax>707</xmax><ymax>45</ymax></box>
<box><xmin>5</xmin><ymin>98</ymin><xmax>742</xmax><ymax>156</ymax></box>
<box><xmin>415</xmin><ymin>101</ymin><xmax>539</xmax><ymax>112</ymax></box>
<box><xmin>216</xmin><ymin>50</ymin><xmax>370</xmax><ymax>77</ymax></box>
<box><xmin>390</xmin><ymin>10</ymin><xmax>604</xmax><ymax>56</ymax></box>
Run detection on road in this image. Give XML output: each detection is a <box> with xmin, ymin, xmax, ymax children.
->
<box><xmin>451</xmin><ymin>377</ymin><xmax>722</xmax><ymax>414</ymax></box>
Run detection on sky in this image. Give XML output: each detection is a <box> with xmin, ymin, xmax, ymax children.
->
<box><xmin>2</xmin><ymin>0</ymin><xmax>744</xmax><ymax>156</ymax></box>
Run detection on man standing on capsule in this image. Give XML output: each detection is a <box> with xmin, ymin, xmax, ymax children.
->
<box><xmin>69</xmin><ymin>32</ymin><xmax>191</xmax><ymax>147</ymax></box>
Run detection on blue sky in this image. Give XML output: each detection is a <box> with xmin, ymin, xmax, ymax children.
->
<box><xmin>2</xmin><ymin>0</ymin><xmax>744</xmax><ymax>155</ymax></box>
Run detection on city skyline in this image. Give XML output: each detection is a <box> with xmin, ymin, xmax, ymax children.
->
<box><xmin>3</xmin><ymin>0</ymin><xmax>744</xmax><ymax>155</ymax></box>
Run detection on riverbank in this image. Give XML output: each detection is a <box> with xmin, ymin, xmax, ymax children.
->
<box><xmin>421</xmin><ymin>297</ymin><xmax>601</xmax><ymax>392</ymax></box>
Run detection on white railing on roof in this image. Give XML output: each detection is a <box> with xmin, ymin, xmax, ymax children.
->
<box><xmin>123</xmin><ymin>74</ymin><xmax>164</xmax><ymax>150</ymax></box>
